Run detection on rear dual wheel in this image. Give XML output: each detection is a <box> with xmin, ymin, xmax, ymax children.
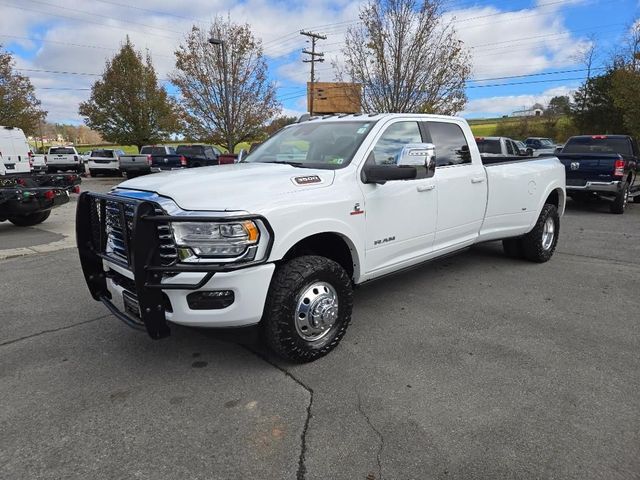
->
<box><xmin>502</xmin><ymin>203</ymin><xmax>559</xmax><ymax>263</ymax></box>
<box><xmin>610</xmin><ymin>182</ymin><xmax>629</xmax><ymax>214</ymax></box>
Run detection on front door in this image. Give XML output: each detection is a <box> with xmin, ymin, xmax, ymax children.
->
<box><xmin>361</xmin><ymin>120</ymin><xmax>438</xmax><ymax>276</ymax></box>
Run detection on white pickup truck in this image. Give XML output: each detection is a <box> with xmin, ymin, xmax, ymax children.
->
<box><xmin>46</xmin><ymin>146</ymin><xmax>83</xmax><ymax>173</ymax></box>
<box><xmin>77</xmin><ymin>113</ymin><xmax>565</xmax><ymax>362</ymax></box>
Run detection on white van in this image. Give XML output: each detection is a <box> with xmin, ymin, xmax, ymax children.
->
<box><xmin>0</xmin><ymin>126</ymin><xmax>32</xmax><ymax>174</ymax></box>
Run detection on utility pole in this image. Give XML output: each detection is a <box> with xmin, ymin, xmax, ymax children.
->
<box><xmin>301</xmin><ymin>30</ymin><xmax>326</xmax><ymax>116</ymax></box>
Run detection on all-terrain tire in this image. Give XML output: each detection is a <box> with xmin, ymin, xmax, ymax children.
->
<box><xmin>263</xmin><ymin>255</ymin><xmax>353</xmax><ymax>363</ymax></box>
<box><xmin>520</xmin><ymin>203</ymin><xmax>559</xmax><ymax>263</ymax></box>
<box><xmin>502</xmin><ymin>238</ymin><xmax>524</xmax><ymax>259</ymax></box>
<box><xmin>8</xmin><ymin>210</ymin><xmax>51</xmax><ymax>227</ymax></box>
<box><xmin>610</xmin><ymin>182</ymin><xmax>629</xmax><ymax>214</ymax></box>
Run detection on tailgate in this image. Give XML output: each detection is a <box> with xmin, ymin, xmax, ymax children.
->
<box><xmin>151</xmin><ymin>155</ymin><xmax>181</xmax><ymax>168</ymax></box>
<box><xmin>557</xmin><ymin>153</ymin><xmax>617</xmax><ymax>185</ymax></box>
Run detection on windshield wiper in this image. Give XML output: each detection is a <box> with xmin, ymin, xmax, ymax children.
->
<box><xmin>260</xmin><ymin>160</ymin><xmax>306</xmax><ymax>167</ymax></box>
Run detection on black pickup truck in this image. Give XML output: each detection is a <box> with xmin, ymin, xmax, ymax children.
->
<box><xmin>557</xmin><ymin>135</ymin><xmax>639</xmax><ymax>214</ymax></box>
<box><xmin>0</xmin><ymin>169</ymin><xmax>81</xmax><ymax>226</ymax></box>
<box><xmin>150</xmin><ymin>144</ymin><xmax>232</xmax><ymax>172</ymax></box>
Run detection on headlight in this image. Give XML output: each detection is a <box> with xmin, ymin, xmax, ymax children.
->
<box><xmin>171</xmin><ymin>220</ymin><xmax>261</xmax><ymax>260</ymax></box>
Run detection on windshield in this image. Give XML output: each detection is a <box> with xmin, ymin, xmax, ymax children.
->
<box><xmin>50</xmin><ymin>147</ymin><xmax>75</xmax><ymax>154</ymax></box>
<box><xmin>539</xmin><ymin>139</ymin><xmax>554</xmax><ymax>147</ymax></box>
<box><xmin>244</xmin><ymin>121</ymin><xmax>376</xmax><ymax>169</ymax></box>
<box><xmin>563</xmin><ymin>137</ymin><xmax>632</xmax><ymax>155</ymax></box>
<box><xmin>91</xmin><ymin>150</ymin><xmax>114</xmax><ymax>158</ymax></box>
<box><xmin>476</xmin><ymin>139</ymin><xmax>501</xmax><ymax>154</ymax></box>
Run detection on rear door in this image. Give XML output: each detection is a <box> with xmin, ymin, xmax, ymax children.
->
<box><xmin>425</xmin><ymin>121</ymin><xmax>487</xmax><ymax>251</ymax></box>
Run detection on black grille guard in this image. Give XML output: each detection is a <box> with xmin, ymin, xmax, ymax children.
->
<box><xmin>76</xmin><ymin>191</ymin><xmax>272</xmax><ymax>339</ymax></box>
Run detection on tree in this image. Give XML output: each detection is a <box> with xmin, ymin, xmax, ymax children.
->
<box><xmin>546</xmin><ymin>96</ymin><xmax>571</xmax><ymax>116</ymax></box>
<box><xmin>79</xmin><ymin>38</ymin><xmax>178</xmax><ymax>150</ymax></box>
<box><xmin>0</xmin><ymin>46</ymin><xmax>47</xmax><ymax>134</ymax></box>
<box><xmin>570</xmin><ymin>71</ymin><xmax>625</xmax><ymax>134</ymax></box>
<box><xmin>334</xmin><ymin>0</ymin><xmax>471</xmax><ymax>114</ymax></box>
<box><xmin>263</xmin><ymin>115</ymin><xmax>297</xmax><ymax>137</ymax></box>
<box><xmin>171</xmin><ymin>19</ymin><xmax>280</xmax><ymax>153</ymax></box>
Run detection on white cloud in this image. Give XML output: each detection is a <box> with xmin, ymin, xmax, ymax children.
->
<box><xmin>1</xmin><ymin>0</ymin><xmax>596</xmax><ymax>122</ymax></box>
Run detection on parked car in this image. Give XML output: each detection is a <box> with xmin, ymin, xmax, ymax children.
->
<box><xmin>1</xmin><ymin>161</ymin><xmax>81</xmax><ymax>226</ymax></box>
<box><xmin>557</xmin><ymin>134</ymin><xmax>639</xmax><ymax>214</ymax></box>
<box><xmin>46</xmin><ymin>146</ymin><xmax>83</xmax><ymax>173</ymax></box>
<box><xmin>475</xmin><ymin>137</ymin><xmax>528</xmax><ymax>157</ymax></box>
<box><xmin>524</xmin><ymin>137</ymin><xmax>558</xmax><ymax>157</ymax></box>
<box><xmin>0</xmin><ymin>126</ymin><xmax>32</xmax><ymax>173</ymax></box>
<box><xmin>87</xmin><ymin>149</ymin><xmax>125</xmax><ymax>177</ymax></box>
<box><xmin>148</xmin><ymin>144</ymin><xmax>227</xmax><ymax>172</ymax></box>
<box><xmin>77</xmin><ymin>113</ymin><xmax>565</xmax><ymax>362</ymax></box>
<box><xmin>119</xmin><ymin>145</ymin><xmax>177</xmax><ymax>178</ymax></box>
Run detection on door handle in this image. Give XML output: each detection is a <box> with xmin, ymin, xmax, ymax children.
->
<box><xmin>471</xmin><ymin>177</ymin><xmax>485</xmax><ymax>184</ymax></box>
<box><xmin>417</xmin><ymin>184</ymin><xmax>435</xmax><ymax>192</ymax></box>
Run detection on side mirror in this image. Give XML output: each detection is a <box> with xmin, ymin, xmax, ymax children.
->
<box><xmin>362</xmin><ymin>164</ymin><xmax>417</xmax><ymax>184</ymax></box>
<box><xmin>397</xmin><ymin>143</ymin><xmax>436</xmax><ymax>168</ymax></box>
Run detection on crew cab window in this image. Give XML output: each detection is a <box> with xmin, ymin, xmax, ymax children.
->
<box><xmin>563</xmin><ymin>137</ymin><xmax>633</xmax><ymax>156</ymax></box>
<box><xmin>141</xmin><ymin>146</ymin><xmax>173</xmax><ymax>156</ymax></box>
<box><xmin>426</xmin><ymin>122</ymin><xmax>471</xmax><ymax>166</ymax></box>
<box><xmin>476</xmin><ymin>139</ymin><xmax>501</xmax><ymax>154</ymax></box>
<box><xmin>49</xmin><ymin>147</ymin><xmax>75</xmax><ymax>154</ymax></box>
<box><xmin>371</xmin><ymin>122</ymin><xmax>422</xmax><ymax>165</ymax></box>
<box><xmin>91</xmin><ymin>150</ymin><xmax>114</xmax><ymax>158</ymax></box>
<box><xmin>176</xmin><ymin>145</ymin><xmax>206</xmax><ymax>158</ymax></box>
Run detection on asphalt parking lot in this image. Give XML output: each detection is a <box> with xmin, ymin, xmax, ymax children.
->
<box><xmin>1</xmin><ymin>177</ymin><xmax>639</xmax><ymax>480</ymax></box>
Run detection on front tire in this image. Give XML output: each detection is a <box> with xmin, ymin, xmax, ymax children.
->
<box><xmin>520</xmin><ymin>203</ymin><xmax>559</xmax><ymax>263</ymax></box>
<box><xmin>263</xmin><ymin>255</ymin><xmax>353</xmax><ymax>363</ymax></box>
<box><xmin>610</xmin><ymin>182</ymin><xmax>629</xmax><ymax>214</ymax></box>
<box><xmin>8</xmin><ymin>210</ymin><xmax>51</xmax><ymax>227</ymax></box>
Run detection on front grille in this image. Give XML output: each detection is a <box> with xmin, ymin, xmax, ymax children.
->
<box><xmin>87</xmin><ymin>197</ymin><xmax>177</xmax><ymax>268</ymax></box>
<box><xmin>105</xmin><ymin>200</ymin><xmax>134</xmax><ymax>263</ymax></box>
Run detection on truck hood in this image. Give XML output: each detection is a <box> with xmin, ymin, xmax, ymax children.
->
<box><xmin>116</xmin><ymin>163</ymin><xmax>335</xmax><ymax>212</ymax></box>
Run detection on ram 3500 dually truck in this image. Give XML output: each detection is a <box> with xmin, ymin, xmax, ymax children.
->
<box><xmin>76</xmin><ymin>114</ymin><xmax>566</xmax><ymax>362</ymax></box>
<box><xmin>557</xmin><ymin>135</ymin><xmax>639</xmax><ymax>214</ymax></box>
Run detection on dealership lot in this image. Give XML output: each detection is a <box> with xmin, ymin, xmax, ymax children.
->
<box><xmin>1</xmin><ymin>177</ymin><xmax>639</xmax><ymax>479</ymax></box>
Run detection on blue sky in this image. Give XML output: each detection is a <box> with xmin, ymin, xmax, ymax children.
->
<box><xmin>0</xmin><ymin>0</ymin><xmax>638</xmax><ymax>123</ymax></box>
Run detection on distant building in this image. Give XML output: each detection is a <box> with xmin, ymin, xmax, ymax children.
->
<box><xmin>511</xmin><ymin>103</ymin><xmax>544</xmax><ymax>117</ymax></box>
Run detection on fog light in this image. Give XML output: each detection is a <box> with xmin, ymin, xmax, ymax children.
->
<box><xmin>187</xmin><ymin>290</ymin><xmax>234</xmax><ymax>310</ymax></box>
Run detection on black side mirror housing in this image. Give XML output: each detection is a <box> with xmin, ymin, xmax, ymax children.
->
<box><xmin>362</xmin><ymin>164</ymin><xmax>417</xmax><ymax>184</ymax></box>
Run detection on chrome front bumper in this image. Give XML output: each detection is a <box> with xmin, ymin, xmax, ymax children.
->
<box><xmin>566</xmin><ymin>180</ymin><xmax>621</xmax><ymax>193</ymax></box>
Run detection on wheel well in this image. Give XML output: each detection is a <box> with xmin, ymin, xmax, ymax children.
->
<box><xmin>546</xmin><ymin>189</ymin><xmax>559</xmax><ymax>207</ymax></box>
<box><xmin>282</xmin><ymin>233</ymin><xmax>355</xmax><ymax>278</ymax></box>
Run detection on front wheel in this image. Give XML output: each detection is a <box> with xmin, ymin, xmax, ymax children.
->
<box><xmin>610</xmin><ymin>182</ymin><xmax>629</xmax><ymax>214</ymax></box>
<box><xmin>520</xmin><ymin>204</ymin><xmax>559</xmax><ymax>263</ymax></box>
<box><xmin>8</xmin><ymin>210</ymin><xmax>51</xmax><ymax>227</ymax></box>
<box><xmin>263</xmin><ymin>255</ymin><xmax>353</xmax><ymax>363</ymax></box>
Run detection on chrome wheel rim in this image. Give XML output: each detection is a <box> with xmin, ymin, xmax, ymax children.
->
<box><xmin>294</xmin><ymin>281</ymin><xmax>339</xmax><ymax>341</ymax></box>
<box><xmin>623</xmin><ymin>187</ymin><xmax>629</xmax><ymax>209</ymax></box>
<box><xmin>541</xmin><ymin>217</ymin><xmax>555</xmax><ymax>250</ymax></box>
